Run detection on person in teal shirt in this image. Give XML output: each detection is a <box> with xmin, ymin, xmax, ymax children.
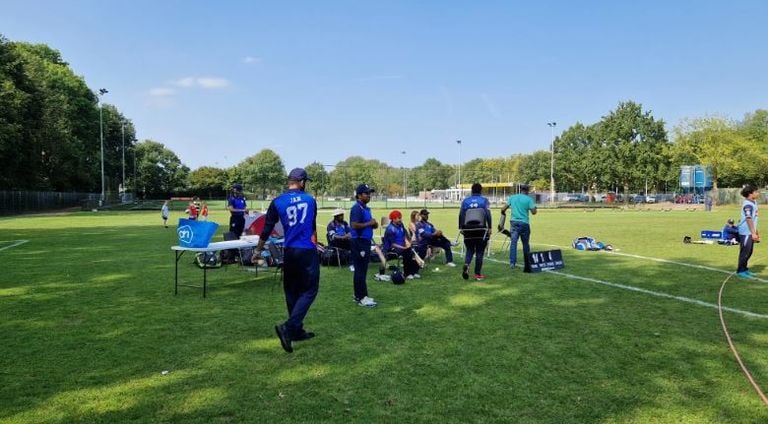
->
<box><xmin>499</xmin><ymin>184</ymin><xmax>537</xmax><ymax>272</ymax></box>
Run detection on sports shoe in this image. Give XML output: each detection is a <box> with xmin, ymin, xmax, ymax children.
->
<box><xmin>745</xmin><ymin>270</ymin><xmax>756</xmax><ymax>277</ymax></box>
<box><xmin>406</xmin><ymin>274</ymin><xmax>415</xmax><ymax>280</ymax></box>
<box><xmin>510</xmin><ymin>263</ymin><xmax>516</xmax><ymax>269</ymax></box>
<box><xmin>294</xmin><ymin>331</ymin><xmax>315</xmax><ymax>341</ymax></box>
<box><xmin>474</xmin><ymin>274</ymin><xmax>485</xmax><ymax>281</ymax></box>
<box><xmin>275</xmin><ymin>324</ymin><xmax>293</xmax><ymax>353</ymax></box>
<box><xmin>374</xmin><ymin>273</ymin><xmax>391</xmax><ymax>282</ymax></box>
<box><xmin>349</xmin><ymin>265</ymin><xmax>355</xmax><ymax>272</ymax></box>
<box><xmin>357</xmin><ymin>296</ymin><xmax>377</xmax><ymax>307</ymax></box>
<box><xmin>462</xmin><ymin>265</ymin><xmax>469</xmax><ymax>280</ymax></box>
<box><xmin>737</xmin><ymin>271</ymin><xmax>754</xmax><ymax>279</ymax></box>
<box><xmin>446</xmin><ymin>262</ymin><xmax>457</xmax><ymax>268</ymax></box>
<box><xmin>413</xmin><ymin>273</ymin><xmax>421</xmax><ymax>279</ymax></box>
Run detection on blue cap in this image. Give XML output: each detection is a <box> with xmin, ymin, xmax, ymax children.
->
<box><xmin>355</xmin><ymin>184</ymin><xmax>375</xmax><ymax>195</ymax></box>
<box><xmin>233</xmin><ymin>183</ymin><xmax>243</xmax><ymax>191</ymax></box>
<box><xmin>288</xmin><ymin>168</ymin><xmax>311</xmax><ymax>181</ymax></box>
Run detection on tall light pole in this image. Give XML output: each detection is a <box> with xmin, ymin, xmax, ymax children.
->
<box><xmin>400</xmin><ymin>151</ymin><xmax>407</xmax><ymax>203</ymax></box>
<box><xmin>121</xmin><ymin>121</ymin><xmax>126</xmax><ymax>198</ymax></box>
<box><xmin>98</xmin><ymin>88</ymin><xmax>108</xmax><ymax>206</ymax></box>
<box><xmin>456</xmin><ymin>139</ymin><xmax>462</xmax><ymax>201</ymax></box>
<box><xmin>547</xmin><ymin>122</ymin><xmax>557</xmax><ymax>204</ymax></box>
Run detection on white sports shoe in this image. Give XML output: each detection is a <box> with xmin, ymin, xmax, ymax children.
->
<box><xmin>349</xmin><ymin>265</ymin><xmax>355</xmax><ymax>272</ymax></box>
<box><xmin>413</xmin><ymin>273</ymin><xmax>421</xmax><ymax>279</ymax></box>
<box><xmin>358</xmin><ymin>296</ymin><xmax>377</xmax><ymax>307</ymax></box>
<box><xmin>406</xmin><ymin>275</ymin><xmax>415</xmax><ymax>280</ymax></box>
<box><xmin>446</xmin><ymin>262</ymin><xmax>457</xmax><ymax>268</ymax></box>
<box><xmin>374</xmin><ymin>273</ymin><xmax>391</xmax><ymax>282</ymax></box>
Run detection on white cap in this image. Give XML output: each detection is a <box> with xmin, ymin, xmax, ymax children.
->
<box><xmin>332</xmin><ymin>208</ymin><xmax>345</xmax><ymax>216</ymax></box>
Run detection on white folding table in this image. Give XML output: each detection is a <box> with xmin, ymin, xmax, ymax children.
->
<box><xmin>171</xmin><ymin>239</ymin><xmax>259</xmax><ymax>297</ymax></box>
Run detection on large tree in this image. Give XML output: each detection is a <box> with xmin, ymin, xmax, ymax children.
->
<box><xmin>303</xmin><ymin>162</ymin><xmax>330</xmax><ymax>197</ymax></box>
<box><xmin>238</xmin><ymin>149</ymin><xmax>286</xmax><ymax>199</ymax></box>
<box><xmin>671</xmin><ymin>116</ymin><xmax>753</xmax><ymax>190</ymax></box>
<box><xmin>188</xmin><ymin>166</ymin><xmax>228</xmax><ymax>198</ymax></box>
<box><xmin>592</xmin><ymin>101</ymin><xmax>669</xmax><ymax>198</ymax></box>
<box><xmin>135</xmin><ymin>140</ymin><xmax>189</xmax><ymax>197</ymax></box>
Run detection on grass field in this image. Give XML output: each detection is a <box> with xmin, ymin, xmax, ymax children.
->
<box><xmin>2</xmin><ymin>206</ymin><xmax>768</xmax><ymax>423</ymax></box>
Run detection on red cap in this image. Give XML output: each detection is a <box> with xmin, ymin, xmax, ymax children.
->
<box><xmin>389</xmin><ymin>210</ymin><xmax>402</xmax><ymax>220</ymax></box>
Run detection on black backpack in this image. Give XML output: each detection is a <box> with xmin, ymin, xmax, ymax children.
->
<box><xmin>220</xmin><ymin>231</ymin><xmax>240</xmax><ymax>264</ymax></box>
<box><xmin>463</xmin><ymin>208</ymin><xmax>487</xmax><ymax>230</ymax></box>
<box><xmin>391</xmin><ymin>269</ymin><xmax>405</xmax><ymax>284</ymax></box>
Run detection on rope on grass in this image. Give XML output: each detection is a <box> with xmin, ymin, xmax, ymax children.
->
<box><xmin>718</xmin><ymin>272</ymin><xmax>768</xmax><ymax>405</ymax></box>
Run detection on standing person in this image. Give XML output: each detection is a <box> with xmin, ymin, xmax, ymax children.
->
<box><xmin>383</xmin><ymin>210</ymin><xmax>425</xmax><ymax>279</ymax></box>
<box><xmin>499</xmin><ymin>184</ymin><xmax>537</xmax><ymax>272</ymax></box>
<box><xmin>350</xmin><ymin>184</ymin><xmax>379</xmax><ymax>307</ymax></box>
<box><xmin>252</xmin><ymin>168</ymin><xmax>319</xmax><ymax>353</ymax></box>
<box><xmin>228</xmin><ymin>183</ymin><xmax>248</xmax><ymax>237</ymax></box>
<box><xmin>200</xmin><ymin>201</ymin><xmax>209</xmax><ymax>221</ymax></box>
<box><xmin>185</xmin><ymin>200</ymin><xmax>198</xmax><ymax>220</ymax></box>
<box><xmin>161</xmin><ymin>200</ymin><xmax>170</xmax><ymax>228</ymax></box>
<box><xmin>459</xmin><ymin>183</ymin><xmax>492</xmax><ymax>281</ymax></box>
<box><xmin>737</xmin><ymin>185</ymin><xmax>760</xmax><ymax>278</ymax></box>
<box><xmin>414</xmin><ymin>209</ymin><xmax>456</xmax><ymax>267</ymax></box>
<box><xmin>705</xmin><ymin>195</ymin><xmax>713</xmax><ymax>211</ymax></box>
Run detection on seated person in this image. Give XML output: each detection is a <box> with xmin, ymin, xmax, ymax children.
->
<box><xmin>383</xmin><ymin>210</ymin><xmax>425</xmax><ymax>279</ymax></box>
<box><xmin>327</xmin><ymin>208</ymin><xmax>351</xmax><ymax>250</ymax></box>
<box><xmin>414</xmin><ymin>209</ymin><xmax>456</xmax><ymax>267</ymax></box>
<box><xmin>722</xmin><ymin>218</ymin><xmax>739</xmax><ymax>245</ymax></box>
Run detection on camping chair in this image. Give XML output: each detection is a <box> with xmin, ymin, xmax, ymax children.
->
<box><xmin>267</xmin><ymin>241</ymin><xmax>285</xmax><ymax>280</ymax></box>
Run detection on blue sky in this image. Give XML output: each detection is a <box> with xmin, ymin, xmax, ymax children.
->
<box><xmin>2</xmin><ymin>1</ymin><xmax>767</xmax><ymax>171</ymax></box>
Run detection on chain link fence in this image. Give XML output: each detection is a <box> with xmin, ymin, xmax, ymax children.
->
<box><xmin>0</xmin><ymin>191</ymin><xmax>100</xmax><ymax>215</ymax></box>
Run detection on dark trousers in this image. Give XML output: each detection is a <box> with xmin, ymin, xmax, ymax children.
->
<box><xmin>738</xmin><ymin>235</ymin><xmax>755</xmax><ymax>273</ymax></box>
<box><xmin>230</xmin><ymin>214</ymin><xmax>245</xmax><ymax>238</ymax></box>
<box><xmin>389</xmin><ymin>247</ymin><xmax>420</xmax><ymax>276</ymax></box>
<box><xmin>416</xmin><ymin>236</ymin><xmax>454</xmax><ymax>263</ymax></box>
<box><xmin>351</xmin><ymin>238</ymin><xmax>371</xmax><ymax>300</ymax></box>
<box><xmin>282</xmin><ymin>247</ymin><xmax>319</xmax><ymax>337</ymax></box>
<box><xmin>463</xmin><ymin>231</ymin><xmax>488</xmax><ymax>275</ymax></box>
<box><xmin>510</xmin><ymin>221</ymin><xmax>531</xmax><ymax>270</ymax></box>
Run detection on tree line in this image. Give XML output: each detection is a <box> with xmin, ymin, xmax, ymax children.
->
<box><xmin>2</xmin><ymin>34</ymin><xmax>767</xmax><ymax>200</ymax></box>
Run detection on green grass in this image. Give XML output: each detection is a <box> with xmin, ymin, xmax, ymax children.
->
<box><xmin>2</xmin><ymin>207</ymin><xmax>768</xmax><ymax>423</ymax></box>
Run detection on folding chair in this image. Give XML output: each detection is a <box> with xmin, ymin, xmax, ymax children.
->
<box><xmin>267</xmin><ymin>241</ymin><xmax>285</xmax><ymax>280</ymax></box>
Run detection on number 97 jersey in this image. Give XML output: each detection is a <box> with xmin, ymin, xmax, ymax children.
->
<box><xmin>270</xmin><ymin>189</ymin><xmax>318</xmax><ymax>249</ymax></box>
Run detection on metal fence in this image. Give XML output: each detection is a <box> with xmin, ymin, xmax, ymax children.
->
<box><xmin>0</xmin><ymin>191</ymin><xmax>99</xmax><ymax>215</ymax></box>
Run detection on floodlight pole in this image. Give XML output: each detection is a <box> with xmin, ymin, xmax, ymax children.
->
<box><xmin>98</xmin><ymin>88</ymin><xmax>108</xmax><ymax>206</ymax></box>
<box><xmin>121</xmin><ymin>121</ymin><xmax>126</xmax><ymax>196</ymax></box>
<box><xmin>456</xmin><ymin>139</ymin><xmax>462</xmax><ymax>201</ymax></box>
<box><xmin>547</xmin><ymin>122</ymin><xmax>557</xmax><ymax>205</ymax></box>
<box><xmin>401</xmin><ymin>151</ymin><xmax>407</xmax><ymax>206</ymax></box>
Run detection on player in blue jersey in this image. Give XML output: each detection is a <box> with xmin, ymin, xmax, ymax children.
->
<box><xmin>737</xmin><ymin>184</ymin><xmax>760</xmax><ymax>278</ymax></box>
<box><xmin>253</xmin><ymin>168</ymin><xmax>319</xmax><ymax>353</ymax></box>
<box><xmin>228</xmin><ymin>183</ymin><xmax>248</xmax><ymax>237</ymax></box>
<box><xmin>499</xmin><ymin>184</ymin><xmax>537</xmax><ymax>272</ymax></box>
<box><xmin>458</xmin><ymin>183</ymin><xmax>492</xmax><ymax>281</ymax></box>
<box><xmin>383</xmin><ymin>210</ymin><xmax>425</xmax><ymax>279</ymax></box>
<box><xmin>415</xmin><ymin>209</ymin><xmax>456</xmax><ymax>267</ymax></box>
<box><xmin>349</xmin><ymin>184</ymin><xmax>379</xmax><ymax>307</ymax></box>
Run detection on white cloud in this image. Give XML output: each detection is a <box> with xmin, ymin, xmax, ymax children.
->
<box><xmin>196</xmin><ymin>77</ymin><xmax>230</xmax><ymax>89</ymax></box>
<box><xmin>173</xmin><ymin>77</ymin><xmax>196</xmax><ymax>87</ymax></box>
<box><xmin>149</xmin><ymin>87</ymin><xmax>176</xmax><ymax>97</ymax></box>
<box><xmin>243</xmin><ymin>56</ymin><xmax>261</xmax><ymax>64</ymax></box>
<box><xmin>171</xmin><ymin>76</ymin><xmax>230</xmax><ymax>89</ymax></box>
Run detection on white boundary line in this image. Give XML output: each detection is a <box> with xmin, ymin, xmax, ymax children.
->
<box><xmin>0</xmin><ymin>240</ymin><xmax>28</xmax><ymax>252</ymax></box>
<box><xmin>548</xmin><ymin>270</ymin><xmax>768</xmax><ymax>319</ymax></box>
<box><xmin>483</xmin><ymin>256</ymin><xmax>768</xmax><ymax>319</ymax></box>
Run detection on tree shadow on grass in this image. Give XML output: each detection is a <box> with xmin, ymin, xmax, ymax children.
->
<box><xmin>2</xmin><ymin>224</ymin><xmax>768</xmax><ymax>422</ymax></box>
